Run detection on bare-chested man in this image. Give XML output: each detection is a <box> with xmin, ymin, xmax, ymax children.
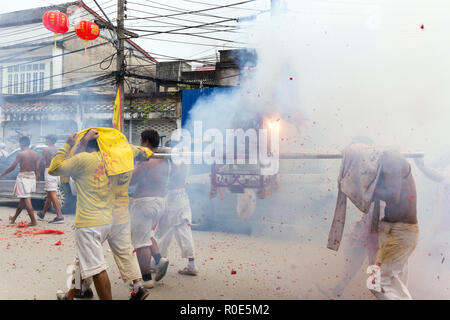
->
<box><xmin>130</xmin><ymin>129</ymin><xmax>170</xmax><ymax>287</ymax></box>
<box><xmin>37</xmin><ymin>134</ymin><xmax>64</xmax><ymax>224</ymax></box>
<box><xmin>368</xmin><ymin>150</ymin><xmax>418</xmax><ymax>300</ymax></box>
<box><xmin>0</xmin><ymin>136</ymin><xmax>40</xmax><ymax>226</ymax></box>
<box><xmin>156</xmin><ymin>139</ymin><xmax>198</xmax><ymax>276</ymax></box>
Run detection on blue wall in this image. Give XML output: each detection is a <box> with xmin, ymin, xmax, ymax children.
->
<box><xmin>181</xmin><ymin>87</ymin><xmax>233</xmax><ymax>129</ymax></box>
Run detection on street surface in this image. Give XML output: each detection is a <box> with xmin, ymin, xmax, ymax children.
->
<box><xmin>0</xmin><ymin>199</ymin><xmax>448</xmax><ymax>300</ymax></box>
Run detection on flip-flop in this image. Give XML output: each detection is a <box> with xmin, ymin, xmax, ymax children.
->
<box><xmin>178</xmin><ymin>267</ymin><xmax>198</xmax><ymax>276</ymax></box>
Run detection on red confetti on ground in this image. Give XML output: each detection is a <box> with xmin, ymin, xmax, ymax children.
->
<box><xmin>54</xmin><ymin>240</ymin><xmax>62</xmax><ymax>246</ymax></box>
<box><xmin>24</xmin><ymin>229</ymin><xmax>64</xmax><ymax>235</ymax></box>
<box><xmin>17</xmin><ymin>222</ymin><xmax>28</xmax><ymax>228</ymax></box>
<box><xmin>231</xmin><ymin>269</ymin><xmax>237</xmax><ymax>275</ymax></box>
<box><xmin>420</xmin><ymin>24</ymin><xmax>424</xmax><ymax>29</ymax></box>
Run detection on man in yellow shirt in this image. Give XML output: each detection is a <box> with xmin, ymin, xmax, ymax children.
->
<box><xmin>48</xmin><ymin>131</ymin><xmax>114</xmax><ymax>300</ymax></box>
<box><xmin>72</xmin><ymin>132</ymin><xmax>151</xmax><ymax>300</ymax></box>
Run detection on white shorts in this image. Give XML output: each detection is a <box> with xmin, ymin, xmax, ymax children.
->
<box><xmin>44</xmin><ymin>168</ymin><xmax>59</xmax><ymax>192</ymax></box>
<box><xmin>14</xmin><ymin>171</ymin><xmax>36</xmax><ymax>198</ymax></box>
<box><xmin>75</xmin><ymin>224</ymin><xmax>112</xmax><ymax>279</ymax></box>
<box><xmin>130</xmin><ymin>197</ymin><xmax>167</xmax><ymax>249</ymax></box>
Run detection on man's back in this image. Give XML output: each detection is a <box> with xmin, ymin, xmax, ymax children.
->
<box><xmin>133</xmin><ymin>158</ymin><xmax>169</xmax><ymax>198</ymax></box>
<box><xmin>49</xmin><ymin>148</ymin><xmax>114</xmax><ymax>228</ymax></box>
<box><xmin>18</xmin><ymin>149</ymin><xmax>39</xmax><ymax>172</ymax></box>
<box><xmin>377</xmin><ymin>151</ymin><xmax>417</xmax><ymax>224</ymax></box>
<box><xmin>43</xmin><ymin>146</ymin><xmax>58</xmax><ymax>168</ymax></box>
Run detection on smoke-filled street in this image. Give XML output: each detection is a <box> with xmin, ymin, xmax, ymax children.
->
<box><xmin>1</xmin><ymin>197</ymin><xmax>449</xmax><ymax>300</ymax></box>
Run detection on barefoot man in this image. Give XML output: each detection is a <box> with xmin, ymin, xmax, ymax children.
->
<box><xmin>0</xmin><ymin>136</ymin><xmax>40</xmax><ymax>226</ymax></box>
<box><xmin>368</xmin><ymin>151</ymin><xmax>419</xmax><ymax>300</ymax></box>
<box><xmin>130</xmin><ymin>129</ymin><xmax>170</xmax><ymax>287</ymax></box>
<box><xmin>37</xmin><ymin>134</ymin><xmax>64</xmax><ymax>224</ymax></box>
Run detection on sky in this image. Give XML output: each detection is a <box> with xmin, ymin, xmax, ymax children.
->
<box><xmin>0</xmin><ymin>0</ymin><xmax>272</xmax><ymax>64</ymax></box>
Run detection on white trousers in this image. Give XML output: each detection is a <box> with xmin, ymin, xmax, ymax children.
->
<box><xmin>156</xmin><ymin>189</ymin><xmax>195</xmax><ymax>259</ymax></box>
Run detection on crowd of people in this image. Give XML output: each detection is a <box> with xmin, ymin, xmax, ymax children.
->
<box><xmin>0</xmin><ymin>128</ymin><xmax>198</xmax><ymax>300</ymax></box>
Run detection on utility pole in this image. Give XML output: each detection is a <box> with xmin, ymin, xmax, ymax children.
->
<box><xmin>116</xmin><ymin>0</ymin><xmax>125</xmax><ymax>130</ymax></box>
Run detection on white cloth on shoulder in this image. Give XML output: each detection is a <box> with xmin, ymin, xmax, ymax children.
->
<box><xmin>328</xmin><ymin>143</ymin><xmax>386</xmax><ymax>251</ymax></box>
<box><xmin>14</xmin><ymin>171</ymin><xmax>36</xmax><ymax>198</ymax></box>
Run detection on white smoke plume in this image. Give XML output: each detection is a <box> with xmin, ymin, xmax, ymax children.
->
<box><xmin>184</xmin><ymin>0</ymin><xmax>450</xmax><ymax>299</ymax></box>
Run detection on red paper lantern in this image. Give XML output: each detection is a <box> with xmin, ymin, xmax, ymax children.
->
<box><xmin>75</xmin><ymin>20</ymin><xmax>100</xmax><ymax>41</ymax></box>
<box><xmin>42</xmin><ymin>11</ymin><xmax>69</xmax><ymax>34</ymax></box>
<box><xmin>75</xmin><ymin>20</ymin><xmax>100</xmax><ymax>56</ymax></box>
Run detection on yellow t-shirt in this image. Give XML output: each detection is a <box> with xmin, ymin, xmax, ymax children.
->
<box><xmin>111</xmin><ymin>172</ymin><xmax>132</xmax><ymax>225</ymax></box>
<box><xmin>48</xmin><ymin>144</ymin><xmax>114</xmax><ymax>228</ymax></box>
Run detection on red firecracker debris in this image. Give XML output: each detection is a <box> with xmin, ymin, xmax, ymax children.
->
<box><xmin>17</xmin><ymin>222</ymin><xmax>28</xmax><ymax>228</ymax></box>
<box><xmin>24</xmin><ymin>229</ymin><xmax>64</xmax><ymax>235</ymax></box>
<box><xmin>231</xmin><ymin>269</ymin><xmax>237</xmax><ymax>275</ymax></box>
<box><xmin>54</xmin><ymin>240</ymin><xmax>62</xmax><ymax>246</ymax></box>
<box><xmin>420</xmin><ymin>24</ymin><xmax>424</xmax><ymax>29</ymax></box>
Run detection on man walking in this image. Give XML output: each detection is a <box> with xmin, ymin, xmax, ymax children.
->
<box><xmin>37</xmin><ymin>134</ymin><xmax>64</xmax><ymax>224</ymax></box>
<box><xmin>0</xmin><ymin>136</ymin><xmax>39</xmax><ymax>226</ymax></box>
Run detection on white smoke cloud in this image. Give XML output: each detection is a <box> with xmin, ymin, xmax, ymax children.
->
<box><xmin>185</xmin><ymin>0</ymin><xmax>450</xmax><ymax>299</ymax></box>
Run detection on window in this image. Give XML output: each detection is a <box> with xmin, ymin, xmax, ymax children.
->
<box><xmin>39</xmin><ymin>72</ymin><xmax>44</xmax><ymax>92</ymax></box>
<box><xmin>13</xmin><ymin>74</ymin><xmax>18</xmax><ymax>94</ymax></box>
<box><xmin>33</xmin><ymin>72</ymin><xmax>38</xmax><ymax>93</ymax></box>
<box><xmin>26</xmin><ymin>73</ymin><xmax>31</xmax><ymax>93</ymax></box>
<box><xmin>20</xmin><ymin>74</ymin><xmax>25</xmax><ymax>93</ymax></box>
<box><xmin>7</xmin><ymin>74</ymin><xmax>12</xmax><ymax>94</ymax></box>
<box><xmin>7</xmin><ymin>62</ymin><xmax>46</xmax><ymax>94</ymax></box>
